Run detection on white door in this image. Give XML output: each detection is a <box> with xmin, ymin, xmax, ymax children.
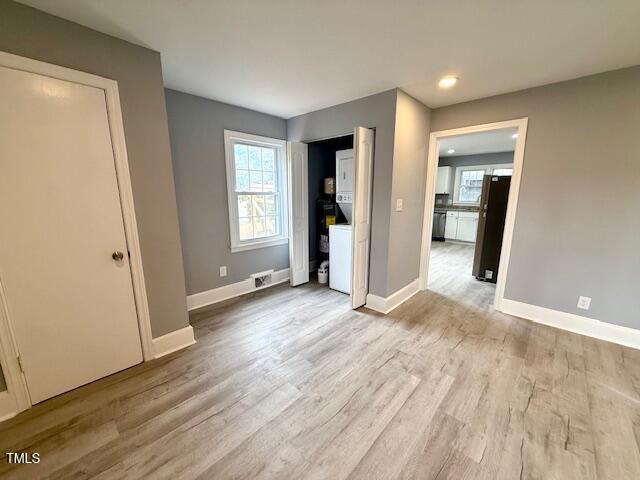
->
<box><xmin>0</xmin><ymin>65</ymin><xmax>143</xmax><ymax>404</ymax></box>
<box><xmin>287</xmin><ymin>142</ymin><xmax>309</xmax><ymax>286</ymax></box>
<box><xmin>351</xmin><ymin>127</ymin><xmax>375</xmax><ymax>308</ymax></box>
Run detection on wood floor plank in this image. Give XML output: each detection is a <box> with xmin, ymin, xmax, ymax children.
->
<box><xmin>347</xmin><ymin>368</ymin><xmax>454</xmax><ymax>479</ymax></box>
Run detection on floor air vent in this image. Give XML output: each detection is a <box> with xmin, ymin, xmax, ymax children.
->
<box><xmin>250</xmin><ymin>269</ymin><xmax>274</xmax><ymax>289</ymax></box>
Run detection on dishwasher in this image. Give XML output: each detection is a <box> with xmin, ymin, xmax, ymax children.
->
<box><xmin>432</xmin><ymin>212</ymin><xmax>446</xmax><ymax>241</ymax></box>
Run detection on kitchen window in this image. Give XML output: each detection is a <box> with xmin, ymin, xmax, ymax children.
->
<box><xmin>224</xmin><ymin>130</ymin><xmax>288</xmax><ymax>252</ymax></box>
<box><xmin>453</xmin><ymin>163</ymin><xmax>513</xmax><ymax>205</ymax></box>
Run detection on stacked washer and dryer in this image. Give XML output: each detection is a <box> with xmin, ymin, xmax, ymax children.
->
<box><xmin>329</xmin><ymin>149</ymin><xmax>354</xmax><ymax>294</ymax></box>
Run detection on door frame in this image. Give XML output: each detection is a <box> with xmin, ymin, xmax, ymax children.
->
<box><xmin>290</xmin><ymin>128</ymin><xmax>374</xmax><ymax>308</ymax></box>
<box><xmin>418</xmin><ymin>118</ymin><xmax>529</xmax><ymax>311</ymax></box>
<box><xmin>0</xmin><ymin>51</ymin><xmax>153</xmax><ymax>419</ymax></box>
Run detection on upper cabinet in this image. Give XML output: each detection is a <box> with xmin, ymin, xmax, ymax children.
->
<box><xmin>436</xmin><ymin>166</ymin><xmax>452</xmax><ymax>194</ymax></box>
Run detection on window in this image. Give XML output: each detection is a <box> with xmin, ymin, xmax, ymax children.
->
<box><xmin>224</xmin><ymin>130</ymin><xmax>288</xmax><ymax>252</ymax></box>
<box><xmin>458</xmin><ymin>169</ymin><xmax>485</xmax><ymax>203</ymax></box>
<box><xmin>453</xmin><ymin>163</ymin><xmax>513</xmax><ymax>205</ymax></box>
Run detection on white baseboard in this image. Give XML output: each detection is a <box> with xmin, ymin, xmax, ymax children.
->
<box><xmin>499</xmin><ymin>299</ymin><xmax>640</xmax><ymax>351</ymax></box>
<box><xmin>365</xmin><ymin>278</ymin><xmax>420</xmax><ymax>314</ymax></box>
<box><xmin>152</xmin><ymin>325</ymin><xmax>196</xmax><ymax>359</ymax></box>
<box><xmin>0</xmin><ymin>391</ymin><xmax>18</xmax><ymax>423</ymax></box>
<box><xmin>187</xmin><ymin>268</ymin><xmax>289</xmax><ymax>311</ymax></box>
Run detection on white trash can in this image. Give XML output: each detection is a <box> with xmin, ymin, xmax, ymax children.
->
<box><xmin>318</xmin><ymin>260</ymin><xmax>329</xmax><ymax>284</ymax></box>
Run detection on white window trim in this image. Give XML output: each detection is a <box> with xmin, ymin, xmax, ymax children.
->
<box><xmin>452</xmin><ymin>163</ymin><xmax>513</xmax><ymax>205</ymax></box>
<box><xmin>224</xmin><ymin>130</ymin><xmax>289</xmax><ymax>253</ymax></box>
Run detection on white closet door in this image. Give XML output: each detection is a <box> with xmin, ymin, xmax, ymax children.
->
<box><xmin>0</xmin><ymin>65</ymin><xmax>142</xmax><ymax>404</ymax></box>
<box><xmin>351</xmin><ymin>127</ymin><xmax>375</xmax><ymax>308</ymax></box>
<box><xmin>287</xmin><ymin>142</ymin><xmax>309</xmax><ymax>286</ymax></box>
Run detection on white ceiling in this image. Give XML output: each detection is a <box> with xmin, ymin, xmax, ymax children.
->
<box><xmin>18</xmin><ymin>0</ymin><xmax>640</xmax><ymax>118</ymax></box>
<box><xmin>439</xmin><ymin>128</ymin><xmax>517</xmax><ymax>157</ymax></box>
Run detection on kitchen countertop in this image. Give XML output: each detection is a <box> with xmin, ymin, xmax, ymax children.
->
<box><xmin>434</xmin><ymin>205</ymin><xmax>479</xmax><ymax>213</ymax></box>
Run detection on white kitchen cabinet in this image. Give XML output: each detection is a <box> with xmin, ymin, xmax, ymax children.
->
<box><xmin>444</xmin><ymin>210</ymin><xmax>479</xmax><ymax>242</ymax></box>
<box><xmin>436</xmin><ymin>166</ymin><xmax>452</xmax><ymax>194</ymax></box>
<box><xmin>444</xmin><ymin>211</ymin><xmax>458</xmax><ymax>239</ymax></box>
<box><xmin>456</xmin><ymin>211</ymin><xmax>479</xmax><ymax>242</ymax></box>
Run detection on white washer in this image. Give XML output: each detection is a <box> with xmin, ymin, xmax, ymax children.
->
<box><xmin>329</xmin><ymin>224</ymin><xmax>352</xmax><ymax>294</ymax></box>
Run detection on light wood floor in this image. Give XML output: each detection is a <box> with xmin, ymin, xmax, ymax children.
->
<box><xmin>428</xmin><ymin>240</ymin><xmax>496</xmax><ymax>309</ymax></box>
<box><xmin>1</xmin><ymin>259</ymin><xmax>640</xmax><ymax>478</ymax></box>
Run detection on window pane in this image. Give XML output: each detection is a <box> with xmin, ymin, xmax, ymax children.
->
<box><xmin>252</xmin><ymin>195</ymin><xmax>265</xmax><ymax>216</ymax></box>
<box><xmin>237</xmin><ymin>195</ymin><xmax>251</xmax><ymax>217</ymax></box>
<box><xmin>265</xmin><ymin>215</ymin><xmax>277</xmax><ymax>236</ymax></box>
<box><xmin>249</xmin><ymin>170</ymin><xmax>263</xmax><ymax>192</ymax></box>
<box><xmin>253</xmin><ymin>216</ymin><xmax>266</xmax><ymax>237</ymax></box>
<box><xmin>492</xmin><ymin>168</ymin><xmax>512</xmax><ymax>176</ymax></box>
<box><xmin>262</xmin><ymin>148</ymin><xmax>275</xmax><ymax>171</ymax></box>
<box><xmin>235</xmin><ymin>170</ymin><xmax>249</xmax><ymax>192</ymax></box>
<box><xmin>264</xmin><ymin>194</ymin><xmax>276</xmax><ymax>215</ymax></box>
<box><xmin>459</xmin><ymin>170</ymin><xmax>484</xmax><ymax>203</ymax></box>
<box><xmin>234</xmin><ymin>144</ymin><xmax>248</xmax><ymax>170</ymax></box>
<box><xmin>263</xmin><ymin>170</ymin><xmax>275</xmax><ymax>192</ymax></box>
<box><xmin>248</xmin><ymin>146</ymin><xmax>261</xmax><ymax>170</ymax></box>
<box><xmin>239</xmin><ymin>217</ymin><xmax>253</xmax><ymax>240</ymax></box>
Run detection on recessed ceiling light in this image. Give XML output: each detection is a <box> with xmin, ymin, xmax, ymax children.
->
<box><xmin>511</xmin><ymin>133</ymin><xmax>519</xmax><ymax>139</ymax></box>
<box><xmin>447</xmin><ymin>149</ymin><xmax>455</xmax><ymax>154</ymax></box>
<box><xmin>438</xmin><ymin>76</ymin><xmax>458</xmax><ymax>89</ymax></box>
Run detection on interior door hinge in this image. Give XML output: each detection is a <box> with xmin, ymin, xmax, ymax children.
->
<box><xmin>17</xmin><ymin>355</ymin><xmax>24</xmax><ymax>373</ymax></box>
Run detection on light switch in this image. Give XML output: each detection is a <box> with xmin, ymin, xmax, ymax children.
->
<box><xmin>220</xmin><ymin>266</ymin><xmax>227</xmax><ymax>277</ymax></box>
<box><xmin>395</xmin><ymin>199</ymin><xmax>403</xmax><ymax>212</ymax></box>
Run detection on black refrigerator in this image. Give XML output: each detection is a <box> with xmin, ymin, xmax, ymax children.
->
<box><xmin>472</xmin><ymin>175</ymin><xmax>511</xmax><ymax>283</ymax></box>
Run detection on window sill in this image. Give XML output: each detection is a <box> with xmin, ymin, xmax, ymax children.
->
<box><xmin>231</xmin><ymin>237</ymin><xmax>289</xmax><ymax>253</ymax></box>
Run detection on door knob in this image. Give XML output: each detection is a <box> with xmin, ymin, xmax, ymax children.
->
<box><xmin>112</xmin><ymin>251</ymin><xmax>125</xmax><ymax>262</ymax></box>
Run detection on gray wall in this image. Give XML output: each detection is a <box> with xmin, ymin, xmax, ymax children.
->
<box><xmin>287</xmin><ymin>90</ymin><xmax>398</xmax><ymax>297</ymax></box>
<box><xmin>431</xmin><ymin>66</ymin><xmax>640</xmax><ymax>329</ymax></box>
<box><xmin>165</xmin><ymin>89</ymin><xmax>289</xmax><ymax>295</ymax></box>
<box><xmin>0</xmin><ymin>1</ymin><xmax>189</xmax><ymax>340</ymax></box>
<box><xmin>439</xmin><ymin>151</ymin><xmax>514</xmax><ymax>194</ymax></box>
<box><xmin>386</xmin><ymin>91</ymin><xmax>431</xmax><ymax>294</ymax></box>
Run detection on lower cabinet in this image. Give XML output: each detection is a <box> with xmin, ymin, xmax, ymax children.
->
<box><xmin>444</xmin><ymin>210</ymin><xmax>479</xmax><ymax>242</ymax></box>
<box><xmin>445</xmin><ymin>211</ymin><xmax>459</xmax><ymax>239</ymax></box>
<box><xmin>457</xmin><ymin>215</ymin><xmax>478</xmax><ymax>242</ymax></box>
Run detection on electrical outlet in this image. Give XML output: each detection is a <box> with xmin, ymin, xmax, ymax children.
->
<box><xmin>395</xmin><ymin>198</ymin><xmax>403</xmax><ymax>212</ymax></box>
<box><xmin>219</xmin><ymin>266</ymin><xmax>227</xmax><ymax>277</ymax></box>
<box><xmin>577</xmin><ymin>295</ymin><xmax>591</xmax><ymax>310</ymax></box>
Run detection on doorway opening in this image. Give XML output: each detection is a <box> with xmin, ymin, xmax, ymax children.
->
<box><xmin>419</xmin><ymin>119</ymin><xmax>528</xmax><ymax>311</ymax></box>
<box><xmin>307</xmin><ymin>134</ymin><xmax>353</xmax><ymax>291</ymax></box>
<box><xmin>288</xmin><ymin>127</ymin><xmax>375</xmax><ymax>309</ymax></box>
